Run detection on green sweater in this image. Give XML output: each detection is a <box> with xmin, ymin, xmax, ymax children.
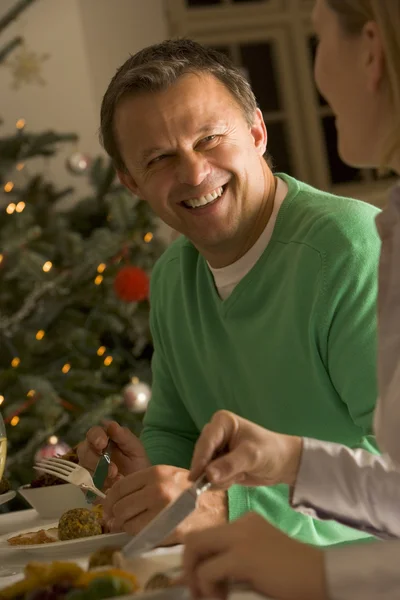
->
<box><xmin>141</xmin><ymin>174</ymin><xmax>381</xmax><ymax>547</ymax></box>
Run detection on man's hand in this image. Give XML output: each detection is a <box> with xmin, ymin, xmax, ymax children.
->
<box><xmin>190</xmin><ymin>410</ymin><xmax>303</xmax><ymax>489</ymax></box>
<box><xmin>103</xmin><ymin>465</ymin><xmax>228</xmax><ymax>544</ymax></box>
<box><xmin>76</xmin><ymin>421</ymin><xmax>151</xmax><ymax>488</ymax></box>
<box><xmin>183</xmin><ymin>512</ymin><xmax>328</xmax><ymax>600</ymax></box>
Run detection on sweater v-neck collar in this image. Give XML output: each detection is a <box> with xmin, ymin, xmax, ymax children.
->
<box><xmin>205</xmin><ymin>174</ymin><xmax>300</xmax><ymax>313</ymax></box>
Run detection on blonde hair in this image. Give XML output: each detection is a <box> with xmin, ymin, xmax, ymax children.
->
<box><xmin>327</xmin><ymin>0</ymin><xmax>400</xmax><ymax>165</ymax></box>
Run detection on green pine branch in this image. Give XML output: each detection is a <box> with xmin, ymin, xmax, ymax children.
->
<box><xmin>0</xmin><ymin>130</ymin><xmax>78</xmax><ymax>161</ymax></box>
<box><xmin>0</xmin><ymin>0</ymin><xmax>39</xmax><ymax>68</ymax></box>
<box><xmin>0</xmin><ymin>0</ymin><xmax>38</xmax><ymax>37</ymax></box>
<box><xmin>0</xmin><ymin>131</ymin><xmax>78</xmax><ymax>184</ymax></box>
<box><xmin>0</xmin><ymin>35</ymin><xmax>22</xmax><ymax>63</ymax></box>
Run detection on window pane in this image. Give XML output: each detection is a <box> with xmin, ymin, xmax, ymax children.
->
<box><xmin>186</xmin><ymin>0</ymin><xmax>221</xmax><ymax>6</ymax></box>
<box><xmin>322</xmin><ymin>116</ymin><xmax>360</xmax><ymax>184</ymax></box>
<box><xmin>240</xmin><ymin>42</ymin><xmax>281</xmax><ymax>112</ymax></box>
<box><xmin>308</xmin><ymin>36</ymin><xmax>328</xmax><ymax>107</ymax></box>
<box><xmin>265</xmin><ymin>120</ymin><xmax>294</xmax><ymax>175</ymax></box>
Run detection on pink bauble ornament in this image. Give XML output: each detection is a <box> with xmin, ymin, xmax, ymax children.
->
<box><xmin>123</xmin><ymin>381</ymin><xmax>151</xmax><ymax>413</ymax></box>
<box><xmin>34</xmin><ymin>438</ymin><xmax>71</xmax><ymax>463</ymax></box>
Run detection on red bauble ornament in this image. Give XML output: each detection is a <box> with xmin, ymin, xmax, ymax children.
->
<box><xmin>113</xmin><ymin>266</ymin><xmax>149</xmax><ymax>302</ymax></box>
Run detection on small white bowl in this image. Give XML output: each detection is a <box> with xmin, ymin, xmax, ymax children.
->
<box><xmin>18</xmin><ymin>483</ymin><xmax>92</xmax><ymax>519</ymax></box>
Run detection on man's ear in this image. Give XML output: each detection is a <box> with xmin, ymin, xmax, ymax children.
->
<box><xmin>250</xmin><ymin>108</ymin><xmax>268</xmax><ymax>156</ymax></box>
<box><xmin>117</xmin><ymin>169</ymin><xmax>139</xmax><ymax>195</ymax></box>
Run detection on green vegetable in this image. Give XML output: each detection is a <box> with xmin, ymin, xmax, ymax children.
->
<box><xmin>85</xmin><ymin>576</ymin><xmax>133</xmax><ymax>599</ymax></box>
<box><xmin>65</xmin><ymin>590</ymin><xmax>87</xmax><ymax>600</ymax></box>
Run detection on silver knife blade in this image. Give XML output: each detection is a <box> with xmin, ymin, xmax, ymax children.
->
<box><xmin>122</xmin><ymin>475</ymin><xmax>211</xmax><ymax>558</ymax></box>
<box><xmin>86</xmin><ymin>439</ymin><xmax>114</xmax><ymax>503</ymax></box>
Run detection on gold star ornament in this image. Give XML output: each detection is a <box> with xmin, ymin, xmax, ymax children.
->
<box><xmin>5</xmin><ymin>44</ymin><xmax>50</xmax><ymax>89</ymax></box>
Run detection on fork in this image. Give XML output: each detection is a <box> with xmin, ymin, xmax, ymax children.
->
<box><xmin>34</xmin><ymin>457</ymin><xmax>106</xmax><ymax>499</ymax></box>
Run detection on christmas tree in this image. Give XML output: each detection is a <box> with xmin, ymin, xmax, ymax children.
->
<box><xmin>0</xmin><ymin>0</ymin><xmax>164</xmax><ymax>492</ymax></box>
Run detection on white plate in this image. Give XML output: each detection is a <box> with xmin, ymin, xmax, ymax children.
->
<box><xmin>0</xmin><ymin>522</ymin><xmax>130</xmax><ymax>559</ymax></box>
<box><xmin>0</xmin><ymin>491</ymin><xmax>16</xmax><ymax>506</ymax></box>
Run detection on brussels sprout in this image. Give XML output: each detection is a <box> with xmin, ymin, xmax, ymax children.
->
<box><xmin>65</xmin><ymin>589</ymin><xmax>87</xmax><ymax>600</ymax></box>
<box><xmin>85</xmin><ymin>576</ymin><xmax>133</xmax><ymax>599</ymax></box>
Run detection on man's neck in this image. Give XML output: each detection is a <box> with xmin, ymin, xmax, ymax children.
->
<box><xmin>204</xmin><ymin>168</ymin><xmax>277</xmax><ymax>269</ymax></box>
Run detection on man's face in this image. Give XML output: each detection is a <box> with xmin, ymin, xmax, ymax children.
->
<box><xmin>115</xmin><ymin>73</ymin><xmax>269</xmax><ymax>258</ymax></box>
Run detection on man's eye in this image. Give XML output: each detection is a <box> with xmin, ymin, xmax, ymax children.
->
<box><xmin>148</xmin><ymin>155</ymin><xmax>167</xmax><ymax>166</ymax></box>
<box><xmin>202</xmin><ymin>135</ymin><xmax>217</xmax><ymax>143</ymax></box>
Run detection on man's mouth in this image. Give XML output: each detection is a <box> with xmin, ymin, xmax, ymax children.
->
<box><xmin>181</xmin><ymin>184</ymin><xmax>227</xmax><ymax>209</ymax></box>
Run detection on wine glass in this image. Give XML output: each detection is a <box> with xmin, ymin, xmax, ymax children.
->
<box><xmin>0</xmin><ymin>411</ymin><xmax>6</xmax><ymax>483</ymax></box>
<box><xmin>0</xmin><ymin>413</ymin><xmax>18</xmax><ymax>577</ymax></box>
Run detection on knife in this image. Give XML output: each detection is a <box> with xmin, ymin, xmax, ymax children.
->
<box><xmin>86</xmin><ymin>439</ymin><xmax>114</xmax><ymax>504</ymax></box>
<box><xmin>122</xmin><ymin>474</ymin><xmax>211</xmax><ymax>558</ymax></box>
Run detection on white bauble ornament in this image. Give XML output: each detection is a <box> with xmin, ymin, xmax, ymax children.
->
<box><xmin>66</xmin><ymin>152</ymin><xmax>90</xmax><ymax>175</ymax></box>
<box><xmin>123</xmin><ymin>381</ymin><xmax>151</xmax><ymax>413</ymax></box>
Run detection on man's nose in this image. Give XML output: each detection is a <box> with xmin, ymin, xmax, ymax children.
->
<box><xmin>176</xmin><ymin>152</ymin><xmax>211</xmax><ymax>187</ymax></box>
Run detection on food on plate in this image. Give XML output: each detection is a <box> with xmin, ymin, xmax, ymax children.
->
<box><xmin>90</xmin><ymin>503</ymin><xmax>104</xmax><ymax>524</ymax></box>
<box><xmin>7</xmin><ymin>506</ymin><xmax>105</xmax><ymax>546</ymax></box>
<box><xmin>0</xmin><ymin>561</ymin><xmax>139</xmax><ymax>600</ymax></box>
<box><xmin>88</xmin><ymin>546</ymin><xmax>121</xmax><ymax>569</ymax></box>
<box><xmin>0</xmin><ymin>477</ymin><xmax>11</xmax><ymax>494</ymax></box>
<box><xmin>70</xmin><ymin>569</ymin><xmax>137</xmax><ymax>599</ymax></box>
<box><xmin>144</xmin><ymin>571</ymin><xmax>179</xmax><ymax>591</ymax></box>
<box><xmin>0</xmin><ymin>561</ymin><xmax>84</xmax><ymax>599</ymax></box>
<box><xmin>7</xmin><ymin>527</ymin><xmax>58</xmax><ymax>546</ymax></box>
<box><xmin>58</xmin><ymin>508</ymin><xmax>102</xmax><ymax>541</ymax></box>
<box><xmin>30</xmin><ymin>448</ymin><xmax>79</xmax><ymax>488</ymax></box>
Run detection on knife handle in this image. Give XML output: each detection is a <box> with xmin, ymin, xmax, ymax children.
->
<box><xmin>103</xmin><ymin>439</ymin><xmax>115</xmax><ymax>462</ymax></box>
<box><xmin>86</xmin><ymin>440</ymin><xmax>115</xmax><ymax>503</ymax></box>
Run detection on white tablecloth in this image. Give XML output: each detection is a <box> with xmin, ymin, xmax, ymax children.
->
<box><xmin>0</xmin><ymin>509</ymin><xmax>266</xmax><ymax>599</ymax></box>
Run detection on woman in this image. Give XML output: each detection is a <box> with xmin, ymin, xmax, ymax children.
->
<box><xmin>183</xmin><ymin>1</ymin><xmax>400</xmax><ymax>598</ymax></box>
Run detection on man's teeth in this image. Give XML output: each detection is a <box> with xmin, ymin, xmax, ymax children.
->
<box><xmin>183</xmin><ymin>186</ymin><xmax>224</xmax><ymax>208</ymax></box>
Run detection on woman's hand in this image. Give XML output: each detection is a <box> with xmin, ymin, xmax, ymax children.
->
<box><xmin>183</xmin><ymin>512</ymin><xmax>328</xmax><ymax>600</ymax></box>
<box><xmin>190</xmin><ymin>410</ymin><xmax>303</xmax><ymax>488</ymax></box>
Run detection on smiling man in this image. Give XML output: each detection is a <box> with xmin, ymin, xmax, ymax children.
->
<box><xmin>78</xmin><ymin>39</ymin><xmax>381</xmax><ymax>547</ymax></box>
